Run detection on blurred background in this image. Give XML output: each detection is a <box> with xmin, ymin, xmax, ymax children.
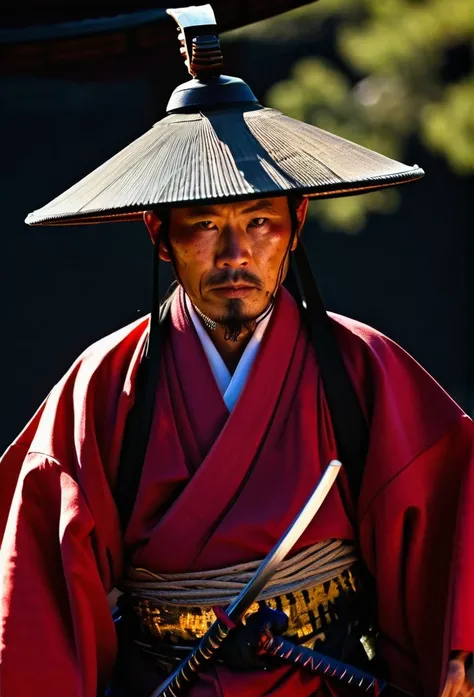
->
<box><xmin>1</xmin><ymin>0</ymin><xmax>472</xmax><ymax>452</ymax></box>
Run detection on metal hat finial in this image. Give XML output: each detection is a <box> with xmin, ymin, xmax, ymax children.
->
<box><xmin>167</xmin><ymin>4</ymin><xmax>224</xmax><ymax>79</ymax></box>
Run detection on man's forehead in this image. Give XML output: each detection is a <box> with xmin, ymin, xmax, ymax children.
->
<box><xmin>173</xmin><ymin>197</ymin><xmax>288</xmax><ymax>219</ymax></box>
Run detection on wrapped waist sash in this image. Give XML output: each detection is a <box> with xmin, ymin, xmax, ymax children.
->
<box><xmin>119</xmin><ymin>540</ymin><xmax>361</xmax><ymax>645</ymax></box>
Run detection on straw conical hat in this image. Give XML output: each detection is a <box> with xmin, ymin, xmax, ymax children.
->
<box><xmin>26</xmin><ymin>4</ymin><xmax>424</xmax><ymax>227</ymax></box>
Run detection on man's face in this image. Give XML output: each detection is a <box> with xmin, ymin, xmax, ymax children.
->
<box><xmin>157</xmin><ymin>196</ymin><xmax>308</xmax><ymax>323</ymax></box>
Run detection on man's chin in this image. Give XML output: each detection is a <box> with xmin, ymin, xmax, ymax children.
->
<box><xmin>216</xmin><ymin>299</ymin><xmax>258</xmax><ymax>342</ymax></box>
<box><xmin>217</xmin><ymin>298</ymin><xmax>266</xmax><ymax>325</ymax></box>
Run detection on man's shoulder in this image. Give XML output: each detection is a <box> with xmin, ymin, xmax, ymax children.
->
<box><xmin>325</xmin><ymin>311</ymin><xmax>443</xmax><ymax>397</ymax></box>
<box><xmin>47</xmin><ymin>315</ymin><xmax>150</xmax><ymax>405</ymax></box>
<box><xmin>75</xmin><ymin>315</ymin><xmax>150</xmax><ymax>368</ymax></box>
<box><xmin>30</xmin><ymin>316</ymin><xmax>151</xmax><ymax>463</ymax></box>
<box><xmin>327</xmin><ymin>311</ymin><xmax>395</xmax><ymax>355</ymax></box>
<box><xmin>328</xmin><ymin>311</ymin><xmax>385</xmax><ymax>339</ymax></box>
<box><xmin>327</xmin><ymin>311</ymin><xmax>463</xmax><ymax>421</ymax></box>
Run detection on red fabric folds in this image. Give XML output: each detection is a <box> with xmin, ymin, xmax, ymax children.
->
<box><xmin>0</xmin><ymin>286</ymin><xmax>473</xmax><ymax>697</ymax></box>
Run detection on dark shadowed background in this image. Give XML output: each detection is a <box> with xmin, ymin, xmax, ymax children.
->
<box><xmin>1</xmin><ymin>1</ymin><xmax>472</xmax><ymax>452</ymax></box>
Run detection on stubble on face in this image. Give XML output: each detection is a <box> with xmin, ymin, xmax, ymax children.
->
<box><xmin>164</xmin><ymin>197</ymin><xmax>304</xmax><ymax>341</ymax></box>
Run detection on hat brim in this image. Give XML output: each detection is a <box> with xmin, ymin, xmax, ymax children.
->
<box><xmin>25</xmin><ymin>106</ymin><xmax>424</xmax><ymax>226</ymax></box>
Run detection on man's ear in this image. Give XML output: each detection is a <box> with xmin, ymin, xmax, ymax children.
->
<box><xmin>291</xmin><ymin>197</ymin><xmax>309</xmax><ymax>251</ymax></box>
<box><xmin>143</xmin><ymin>211</ymin><xmax>171</xmax><ymax>262</ymax></box>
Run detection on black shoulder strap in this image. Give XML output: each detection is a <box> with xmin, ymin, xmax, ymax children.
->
<box><xmin>290</xmin><ymin>242</ymin><xmax>369</xmax><ymax>501</ymax></box>
<box><xmin>115</xmin><ymin>284</ymin><xmax>176</xmax><ymax>533</ymax></box>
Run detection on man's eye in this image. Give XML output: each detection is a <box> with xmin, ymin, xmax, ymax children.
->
<box><xmin>250</xmin><ymin>217</ymin><xmax>268</xmax><ymax>228</ymax></box>
<box><xmin>197</xmin><ymin>221</ymin><xmax>216</xmax><ymax>230</ymax></box>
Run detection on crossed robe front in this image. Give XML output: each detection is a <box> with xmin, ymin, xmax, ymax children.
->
<box><xmin>1</xmin><ymin>287</ymin><xmax>473</xmax><ymax>697</ymax></box>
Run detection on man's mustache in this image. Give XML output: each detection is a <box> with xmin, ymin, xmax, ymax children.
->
<box><xmin>206</xmin><ymin>269</ymin><xmax>263</xmax><ymax>289</ymax></box>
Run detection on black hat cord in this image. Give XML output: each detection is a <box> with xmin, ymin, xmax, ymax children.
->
<box><xmin>115</xmin><ymin>232</ymin><xmax>174</xmax><ymax>534</ymax></box>
<box><xmin>287</xmin><ymin>207</ymin><xmax>369</xmax><ymax>503</ymax></box>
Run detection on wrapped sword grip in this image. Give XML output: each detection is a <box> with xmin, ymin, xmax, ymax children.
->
<box><xmin>260</xmin><ymin>634</ymin><xmax>386</xmax><ymax>694</ymax></box>
<box><xmin>152</xmin><ymin>619</ymin><xmax>231</xmax><ymax>697</ymax></box>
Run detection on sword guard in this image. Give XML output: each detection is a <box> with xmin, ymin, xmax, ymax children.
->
<box><xmin>256</xmin><ymin>625</ymin><xmax>274</xmax><ymax>655</ymax></box>
<box><xmin>212</xmin><ymin>605</ymin><xmax>236</xmax><ymax>630</ymax></box>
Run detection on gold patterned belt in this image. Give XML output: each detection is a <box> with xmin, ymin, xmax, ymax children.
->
<box><xmin>122</xmin><ymin>566</ymin><xmax>360</xmax><ymax>648</ymax></box>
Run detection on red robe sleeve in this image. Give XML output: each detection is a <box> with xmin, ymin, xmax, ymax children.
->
<box><xmin>330</xmin><ymin>315</ymin><xmax>474</xmax><ymax>697</ymax></box>
<box><xmin>0</xmin><ymin>317</ymin><xmax>147</xmax><ymax>697</ymax></box>
<box><xmin>0</xmin><ymin>401</ymin><xmax>46</xmax><ymax>543</ymax></box>
<box><xmin>0</xmin><ymin>453</ymin><xmax>117</xmax><ymax>697</ymax></box>
<box><xmin>450</xmin><ymin>423</ymin><xmax>474</xmax><ymax>654</ymax></box>
<box><xmin>358</xmin><ymin>416</ymin><xmax>474</xmax><ymax>697</ymax></box>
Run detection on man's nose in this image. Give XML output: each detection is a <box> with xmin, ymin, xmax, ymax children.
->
<box><xmin>216</xmin><ymin>225</ymin><xmax>251</xmax><ymax>268</ymax></box>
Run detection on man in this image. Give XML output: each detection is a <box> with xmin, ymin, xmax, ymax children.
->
<box><xmin>0</xmin><ymin>5</ymin><xmax>473</xmax><ymax>697</ymax></box>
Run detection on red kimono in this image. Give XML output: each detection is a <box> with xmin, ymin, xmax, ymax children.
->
<box><xmin>0</xmin><ymin>287</ymin><xmax>473</xmax><ymax>697</ymax></box>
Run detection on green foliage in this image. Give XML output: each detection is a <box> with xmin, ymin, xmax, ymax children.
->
<box><xmin>228</xmin><ymin>0</ymin><xmax>473</xmax><ymax>231</ymax></box>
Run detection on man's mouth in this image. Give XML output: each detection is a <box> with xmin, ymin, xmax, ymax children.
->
<box><xmin>210</xmin><ymin>284</ymin><xmax>257</xmax><ymax>298</ymax></box>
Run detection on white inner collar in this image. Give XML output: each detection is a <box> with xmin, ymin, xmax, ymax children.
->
<box><xmin>185</xmin><ymin>294</ymin><xmax>273</xmax><ymax>412</ymax></box>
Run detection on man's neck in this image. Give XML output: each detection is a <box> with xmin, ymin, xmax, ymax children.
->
<box><xmin>204</xmin><ymin>323</ymin><xmax>256</xmax><ymax>374</ymax></box>
<box><xmin>186</xmin><ymin>294</ymin><xmax>274</xmax><ymax>374</ymax></box>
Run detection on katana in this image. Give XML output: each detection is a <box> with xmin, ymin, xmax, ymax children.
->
<box><xmin>261</xmin><ymin>634</ymin><xmax>378</xmax><ymax>689</ymax></box>
<box><xmin>257</xmin><ymin>633</ymin><xmax>412</xmax><ymax>697</ymax></box>
<box><xmin>150</xmin><ymin>460</ymin><xmax>342</xmax><ymax>697</ymax></box>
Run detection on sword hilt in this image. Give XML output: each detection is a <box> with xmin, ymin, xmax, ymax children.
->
<box><xmin>259</xmin><ymin>634</ymin><xmax>386</xmax><ymax>694</ymax></box>
<box><xmin>150</xmin><ymin>618</ymin><xmax>231</xmax><ymax>697</ymax></box>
